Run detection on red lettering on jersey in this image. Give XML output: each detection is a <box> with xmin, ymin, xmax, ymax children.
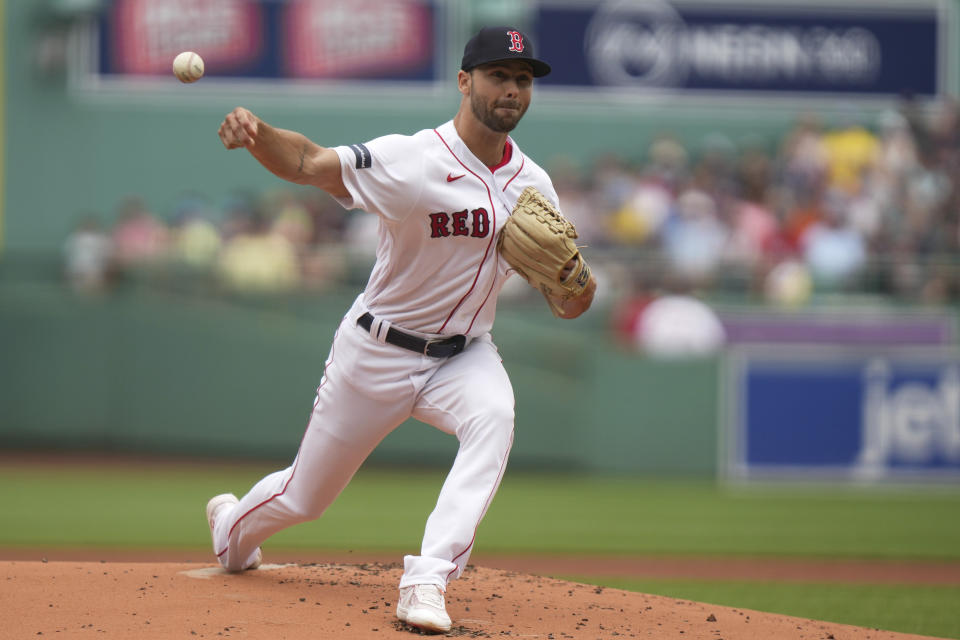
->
<box><xmin>471</xmin><ymin>208</ymin><xmax>490</xmax><ymax>237</ymax></box>
<box><xmin>507</xmin><ymin>31</ymin><xmax>524</xmax><ymax>53</ymax></box>
<box><xmin>429</xmin><ymin>212</ymin><xmax>451</xmax><ymax>237</ymax></box>
<box><xmin>451</xmin><ymin>209</ymin><xmax>470</xmax><ymax>236</ymax></box>
<box><xmin>429</xmin><ymin>209</ymin><xmax>491</xmax><ymax>238</ymax></box>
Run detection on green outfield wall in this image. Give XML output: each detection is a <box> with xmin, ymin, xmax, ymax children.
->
<box><xmin>0</xmin><ymin>0</ymin><xmax>5</xmax><ymax>254</ymax></box>
<box><xmin>0</xmin><ymin>281</ymin><xmax>720</xmax><ymax>475</ymax></box>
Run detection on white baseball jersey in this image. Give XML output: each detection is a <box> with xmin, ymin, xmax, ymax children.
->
<box><xmin>210</xmin><ymin>118</ymin><xmax>557</xmax><ymax>595</ymax></box>
<box><xmin>333</xmin><ymin>119</ymin><xmax>559</xmax><ymax>337</ymax></box>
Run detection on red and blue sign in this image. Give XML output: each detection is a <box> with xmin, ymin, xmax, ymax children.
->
<box><xmin>98</xmin><ymin>0</ymin><xmax>439</xmax><ymax>82</ymax></box>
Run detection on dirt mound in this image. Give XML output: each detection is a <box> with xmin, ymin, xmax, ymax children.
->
<box><xmin>1</xmin><ymin>561</ymin><xmax>946</xmax><ymax>639</ymax></box>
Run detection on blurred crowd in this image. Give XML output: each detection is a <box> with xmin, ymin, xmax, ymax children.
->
<box><xmin>65</xmin><ymin>99</ymin><xmax>960</xmax><ymax>317</ymax></box>
<box><xmin>64</xmin><ymin>188</ymin><xmax>365</xmax><ymax>296</ymax></box>
<box><xmin>560</xmin><ymin>98</ymin><xmax>960</xmax><ymax>309</ymax></box>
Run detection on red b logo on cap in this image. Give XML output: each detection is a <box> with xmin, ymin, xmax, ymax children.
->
<box><xmin>507</xmin><ymin>30</ymin><xmax>524</xmax><ymax>53</ymax></box>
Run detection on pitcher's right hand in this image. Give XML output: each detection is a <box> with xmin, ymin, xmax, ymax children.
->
<box><xmin>218</xmin><ymin>107</ymin><xmax>259</xmax><ymax>149</ymax></box>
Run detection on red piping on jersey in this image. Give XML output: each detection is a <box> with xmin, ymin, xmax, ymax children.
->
<box><xmin>488</xmin><ymin>138</ymin><xmax>513</xmax><ymax>172</ymax></box>
<box><xmin>446</xmin><ymin>430</ymin><xmax>514</xmax><ymax>581</ymax></box>
<box><xmin>502</xmin><ymin>153</ymin><xmax>525</xmax><ymax>192</ymax></box>
<box><xmin>216</xmin><ymin>326</ymin><xmax>341</xmax><ymax>560</ymax></box>
<box><xmin>466</xmin><ymin>269</ymin><xmax>498</xmax><ymax>334</ymax></box>
<box><xmin>433</xmin><ymin>128</ymin><xmax>498</xmax><ymax>333</ymax></box>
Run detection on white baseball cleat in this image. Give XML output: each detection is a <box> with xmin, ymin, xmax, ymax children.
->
<box><xmin>396</xmin><ymin>584</ymin><xmax>452</xmax><ymax>633</ymax></box>
<box><xmin>205</xmin><ymin>493</ymin><xmax>261</xmax><ymax>571</ymax></box>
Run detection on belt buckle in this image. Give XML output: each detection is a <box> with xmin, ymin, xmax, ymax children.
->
<box><xmin>423</xmin><ymin>335</ymin><xmax>466</xmax><ymax>358</ymax></box>
<box><xmin>422</xmin><ymin>337</ymin><xmax>443</xmax><ymax>356</ymax></box>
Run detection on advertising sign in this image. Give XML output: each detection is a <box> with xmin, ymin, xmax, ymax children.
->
<box><xmin>97</xmin><ymin>0</ymin><xmax>441</xmax><ymax>83</ymax></box>
<box><xmin>534</xmin><ymin>0</ymin><xmax>946</xmax><ymax>97</ymax></box>
<box><xmin>107</xmin><ymin>0</ymin><xmax>264</xmax><ymax>75</ymax></box>
<box><xmin>283</xmin><ymin>0</ymin><xmax>433</xmax><ymax>79</ymax></box>
<box><xmin>726</xmin><ymin>348</ymin><xmax>960</xmax><ymax>481</ymax></box>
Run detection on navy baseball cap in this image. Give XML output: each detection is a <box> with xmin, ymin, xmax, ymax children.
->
<box><xmin>460</xmin><ymin>26</ymin><xmax>551</xmax><ymax>77</ymax></box>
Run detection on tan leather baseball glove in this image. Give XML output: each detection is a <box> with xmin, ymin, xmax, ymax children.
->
<box><xmin>498</xmin><ymin>186</ymin><xmax>592</xmax><ymax>317</ymax></box>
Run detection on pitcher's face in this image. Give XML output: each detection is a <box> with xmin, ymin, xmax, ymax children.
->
<box><xmin>465</xmin><ymin>61</ymin><xmax>533</xmax><ymax>133</ymax></box>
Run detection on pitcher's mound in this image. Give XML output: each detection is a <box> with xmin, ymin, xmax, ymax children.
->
<box><xmin>0</xmin><ymin>561</ymin><xmax>943</xmax><ymax>639</ymax></box>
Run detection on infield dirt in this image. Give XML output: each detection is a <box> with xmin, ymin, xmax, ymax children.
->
<box><xmin>2</xmin><ymin>560</ymin><xmax>953</xmax><ymax>639</ymax></box>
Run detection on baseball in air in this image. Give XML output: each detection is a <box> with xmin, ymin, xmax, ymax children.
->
<box><xmin>173</xmin><ymin>51</ymin><xmax>204</xmax><ymax>83</ymax></box>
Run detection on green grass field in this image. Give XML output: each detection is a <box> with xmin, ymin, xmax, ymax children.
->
<box><xmin>3</xmin><ymin>460</ymin><xmax>959</xmax><ymax>638</ymax></box>
<box><xmin>566</xmin><ymin>577</ymin><xmax>960</xmax><ymax>640</ymax></box>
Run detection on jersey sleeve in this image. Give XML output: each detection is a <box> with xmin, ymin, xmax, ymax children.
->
<box><xmin>332</xmin><ymin>134</ymin><xmax>425</xmax><ymax>222</ymax></box>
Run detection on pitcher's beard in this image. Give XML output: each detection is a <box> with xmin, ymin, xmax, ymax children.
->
<box><xmin>471</xmin><ymin>94</ymin><xmax>526</xmax><ymax>133</ymax></box>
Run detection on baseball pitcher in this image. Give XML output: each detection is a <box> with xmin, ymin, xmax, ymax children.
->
<box><xmin>207</xmin><ymin>26</ymin><xmax>597</xmax><ymax>633</ymax></box>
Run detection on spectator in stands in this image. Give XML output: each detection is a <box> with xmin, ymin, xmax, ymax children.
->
<box><xmin>801</xmin><ymin>190</ymin><xmax>867</xmax><ymax>289</ymax></box>
<box><xmin>821</xmin><ymin>109</ymin><xmax>880</xmax><ymax>197</ymax></box>
<box><xmin>110</xmin><ymin>196</ymin><xmax>170</xmax><ymax>270</ymax></box>
<box><xmin>170</xmin><ymin>194</ymin><xmax>222</xmax><ymax>271</ymax></box>
<box><xmin>612</xmin><ymin>278</ymin><xmax>726</xmax><ymax>359</ymax></box>
<box><xmin>780</xmin><ymin>113</ymin><xmax>829</xmax><ymax>198</ymax></box>
<box><xmin>63</xmin><ymin>215</ymin><xmax>113</xmax><ymax>294</ymax></box>
<box><xmin>662</xmin><ymin>188</ymin><xmax>728</xmax><ymax>286</ymax></box>
<box><xmin>217</xmin><ymin>210</ymin><xmax>300</xmax><ymax>294</ymax></box>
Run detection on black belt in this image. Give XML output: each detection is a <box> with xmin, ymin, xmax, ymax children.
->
<box><xmin>357</xmin><ymin>312</ymin><xmax>467</xmax><ymax>358</ymax></box>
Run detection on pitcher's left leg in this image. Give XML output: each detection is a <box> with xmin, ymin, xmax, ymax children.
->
<box><xmin>403</xmin><ymin>336</ymin><xmax>515</xmax><ymax>588</ymax></box>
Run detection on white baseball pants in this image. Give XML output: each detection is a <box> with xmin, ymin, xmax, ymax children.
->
<box><xmin>210</xmin><ymin>295</ymin><xmax>515</xmax><ymax>588</ymax></box>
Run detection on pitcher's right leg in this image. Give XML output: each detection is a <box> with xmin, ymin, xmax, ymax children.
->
<box><xmin>209</xmin><ymin>371</ymin><xmax>413</xmax><ymax>572</ymax></box>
